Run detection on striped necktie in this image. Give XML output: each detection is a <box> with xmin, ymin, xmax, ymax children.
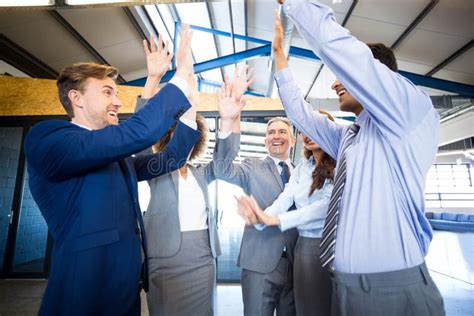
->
<box><xmin>320</xmin><ymin>123</ymin><xmax>360</xmax><ymax>269</ymax></box>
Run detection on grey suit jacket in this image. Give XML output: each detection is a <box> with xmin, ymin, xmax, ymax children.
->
<box><xmin>135</xmin><ymin>97</ymin><xmax>220</xmax><ymax>259</ymax></box>
<box><xmin>213</xmin><ymin>133</ymin><xmax>298</xmax><ymax>273</ymax></box>
<box><xmin>143</xmin><ymin>163</ymin><xmax>221</xmax><ymax>259</ymax></box>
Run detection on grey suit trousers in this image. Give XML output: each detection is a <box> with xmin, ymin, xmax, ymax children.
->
<box><xmin>147</xmin><ymin>230</ymin><xmax>215</xmax><ymax>316</ymax></box>
<box><xmin>330</xmin><ymin>262</ymin><xmax>445</xmax><ymax>316</ymax></box>
<box><xmin>241</xmin><ymin>256</ymin><xmax>295</xmax><ymax>316</ymax></box>
<box><xmin>294</xmin><ymin>237</ymin><xmax>332</xmax><ymax>316</ymax></box>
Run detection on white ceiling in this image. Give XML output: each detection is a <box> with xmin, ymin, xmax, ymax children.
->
<box><xmin>0</xmin><ymin>1</ymin><xmax>472</xmax><ymax>128</ymax></box>
<box><xmin>1</xmin><ymin>1</ymin><xmax>472</xmax><ymax>88</ymax></box>
<box><xmin>0</xmin><ymin>0</ymin><xmax>472</xmax><ymax>159</ymax></box>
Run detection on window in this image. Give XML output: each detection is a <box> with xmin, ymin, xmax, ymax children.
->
<box><xmin>425</xmin><ymin>164</ymin><xmax>473</xmax><ymax>209</ymax></box>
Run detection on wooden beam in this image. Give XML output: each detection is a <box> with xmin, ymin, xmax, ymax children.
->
<box><xmin>0</xmin><ymin>76</ymin><xmax>283</xmax><ymax>116</ymax></box>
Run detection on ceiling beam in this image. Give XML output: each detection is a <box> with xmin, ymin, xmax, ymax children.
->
<box><xmin>244</xmin><ymin>0</ymin><xmax>248</xmax><ymax>52</ymax></box>
<box><xmin>169</xmin><ymin>4</ymin><xmax>202</xmax><ymax>80</ymax></box>
<box><xmin>391</xmin><ymin>0</ymin><xmax>439</xmax><ymax>50</ymax></box>
<box><xmin>198</xmin><ymin>78</ymin><xmax>265</xmax><ymax>97</ymax></box>
<box><xmin>123</xmin><ymin>7</ymin><xmax>148</xmax><ymax>41</ymax></box>
<box><xmin>227</xmin><ymin>0</ymin><xmax>236</xmax><ymax>54</ymax></box>
<box><xmin>266</xmin><ymin>6</ymin><xmax>294</xmax><ymax>97</ymax></box>
<box><xmin>341</xmin><ymin>0</ymin><xmax>358</xmax><ymax>27</ymax></box>
<box><xmin>48</xmin><ymin>10</ymin><xmax>125</xmax><ymax>83</ymax></box>
<box><xmin>125</xmin><ymin>28</ymin><xmax>474</xmax><ymax>96</ymax></box>
<box><xmin>304</xmin><ymin>64</ymin><xmax>324</xmax><ymax>100</ymax></box>
<box><xmin>125</xmin><ymin>44</ymin><xmax>272</xmax><ymax>86</ymax></box>
<box><xmin>399</xmin><ymin>71</ymin><xmax>474</xmax><ymax>97</ymax></box>
<box><xmin>426</xmin><ymin>40</ymin><xmax>473</xmax><ymax>77</ymax></box>
<box><xmin>184</xmin><ymin>23</ymin><xmax>268</xmax><ymax>45</ymax></box>
<box><xmin>0</xmin><ymin>1</ymin><xmax>204</xmax><ymax>10</ymax></box>
<box><xmin>154</xmin><ymin>5</ymin><xmax>172</xmax><ymax>39</ymax></box>
<box><xmin>0</xmin><ymin>34</ymin><xmax>57</xmax><ymax>79</ymax></box>
<box><xmin>205</xmin><ymin>1</ymin><xmax>225</xmax><ymax>81</ymax></box>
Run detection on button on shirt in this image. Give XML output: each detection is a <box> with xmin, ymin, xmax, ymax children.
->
<box><xmin>255</xmin><ymin>157</ymin><xmax>333</xmax><ymax>238</ymax></box>
<box><xmin>277</xmin><ymin>0</ymin><xmax>440</xmax><ymax>273</ymax></box>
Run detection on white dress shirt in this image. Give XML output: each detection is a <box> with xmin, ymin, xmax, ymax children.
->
<box><xmin>178</xmin><ymin>168</ymin><xmax>208</xmax><ymax>232</ymax></box>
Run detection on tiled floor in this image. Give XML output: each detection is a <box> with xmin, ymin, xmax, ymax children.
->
<box><xmin>0</xmin><ymin>231</ymin><xmax>472</xmax><ymax>315</ymax></box>
<box><xmin>426</xmin><ymin>231</ymin><xmax>474</xmax><ymax>316</ymax></box>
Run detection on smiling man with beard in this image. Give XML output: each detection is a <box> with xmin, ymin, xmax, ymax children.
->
<box><xmin>23</xmin><ymin>26</ymin><xmax>200</xmax><ymax>316</ymax></box>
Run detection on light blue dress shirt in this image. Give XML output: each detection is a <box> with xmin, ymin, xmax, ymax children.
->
<box><xmin>255</xmin><ymin>157</ymin><xmax>333</xmax><ymax>238</ymax></box>
<box><xmin>276</xmin><ymin>0</ymin><xmax>440</xmax><ymax>273</ymax></box>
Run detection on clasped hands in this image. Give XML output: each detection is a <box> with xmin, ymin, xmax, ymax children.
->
<box><xmin>235</xmin><ymin>195</ymin><xmax>280</xmax><ymax>227</ymax></box>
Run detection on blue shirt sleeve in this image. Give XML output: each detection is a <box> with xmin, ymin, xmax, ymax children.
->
<box><xmin>284</xmin><ymin>0</ymin><xmax>437</xmax><ymax>141</ymax></box>
<box><xmin>275</xmin><ymin>68</ymin><xmax>344</xmax><ymax>160</ymax></box>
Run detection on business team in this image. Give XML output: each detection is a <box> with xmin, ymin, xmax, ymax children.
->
<box><xmin>26</xmin><ymin>1</ymin><xmax>444</xmax><ymax>315</ymax></box>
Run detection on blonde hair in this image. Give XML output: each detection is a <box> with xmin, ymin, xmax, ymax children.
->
<box><xmin>57</xmin><ymin>62</ymin><xmax>118</xmax><ymax>117</ymax></box>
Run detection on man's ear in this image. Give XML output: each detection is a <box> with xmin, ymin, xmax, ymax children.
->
<box><xmin>290</xmin><ymin>134</ymin><xmax>296</xmax><ymax>147</ymax></box>
<box><xmin>68</xmin><ymin>89</ymin><xmax>83</xmax><ymax>109</ymax></box>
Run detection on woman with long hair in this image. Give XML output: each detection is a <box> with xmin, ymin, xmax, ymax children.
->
<box><xmin>237</xmin><ymin>111</ymin><xmax>336</xmax><ymax>315</ymax></box>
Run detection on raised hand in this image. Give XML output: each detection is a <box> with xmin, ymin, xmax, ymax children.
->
<box><xmin>231</xmin><ymin>64</ymin><xmax>254</xmax><ymax>102</ymax></box>
<box><xmin>218</xmin><ymin>78</ymin><xmax>246</xmax><ymax>121</ymax></box>
<box><xmin>272</xmin><ymin>10</ymin><xmax>284</xmax><ymax>53</ymax></box>
<box><xmin>272</xmin><ymin>10</ymin><xmax>289</xmax><ymax>71</ymax></box>
<box><xmin>143</xmin><ymin>34</ymin><xmax>173</xmax><ymax>79</ymax></box>
<box><xmin>175</xmin><ymin>24</ymin><xmax>194</xmax><ymax>80</ymax></box>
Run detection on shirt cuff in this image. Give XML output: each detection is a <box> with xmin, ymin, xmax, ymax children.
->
<box><xmin>283</xmin><ymin>0</ymin><xmax>298</xmax><ymax>17</ymax></box>
<box><xmin>254</xmin><ymin>223</ymin><xmax>266</xmax><ymax>231</ymax></box>
<box><xmin>274</xmin><ymin>67</ymin><xmax>294</xmax><ymax>88</ymax></box>
<box><xmin>169</xmin><ymin>76</ymin><xmax>189</xmax><ymax>98</ymax></box>
<box><xmin>179</xmin><ymin>117</ymin><xmax>197</xmax><ymax>130</ymax></box>
<box><xmin>277</xmin><ymin>214</ymin><xmax>290</xmax><ymax>232</ymax></box>
<box><xmin>217</xmin><ymin>131</ymin><xmax>232</xmax><ymax>139</ymax></box>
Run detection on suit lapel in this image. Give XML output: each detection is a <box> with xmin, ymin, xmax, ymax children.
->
<box><xmin>265</xmin><ymin>156</ymin><xmax>284</xmax><ymax>190</ymax></box>
<box><xmin>171</xmin><ymin>170</ymin><xmax>179</xmax><ymax>196</ymax></box>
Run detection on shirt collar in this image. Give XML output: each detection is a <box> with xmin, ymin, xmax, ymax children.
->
<box><xmin>71</xmin><ymin>121</ymin><xmax>92</xmax><ymax>131</ymax></box>
<box><xmin>355</xmin><ymin>109</ymin><xmax>369</xmax><ymax>127</ymax></box>
<box><xmin>268</xmin><ymin>155</ymin><xmax>293</xmax><ymax>171</ymax></box>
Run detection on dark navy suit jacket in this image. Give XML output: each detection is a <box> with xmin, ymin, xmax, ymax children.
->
<box><xmin>24</xmin><ymin>84</ymin><xmax>200</xmax><ymax>316</ymax></box>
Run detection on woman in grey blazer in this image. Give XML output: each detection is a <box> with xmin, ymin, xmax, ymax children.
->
<box><xmin>138</xmin><ymin>38</ymin><xmax>251</xmax><ymax>314</ymax></box>
<box><xmin>144</xmin><ymin>114</ymin><xmax>221</xmax><ymax>316</ymax></box>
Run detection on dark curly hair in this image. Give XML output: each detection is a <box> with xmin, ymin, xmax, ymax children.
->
<box><xmin>152</xmin><ymin>114</ymin><xmax>208</xmax><ymax>161</ymax></box>
<box><xmin>302</xmin><ymin>110</ymin><xmax>336</xmax><ymax>196</ymax></box>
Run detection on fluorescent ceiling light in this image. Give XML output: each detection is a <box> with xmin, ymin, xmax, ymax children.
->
<box><xmin>0</xmin><ymin>0</ymin><xmax>53</xmax><ymax>6</ymax></box>
<box><xmin>66</xmin><ymin>0</ymin><xmax>202</xmax><ymax>4</ymax></box>
<box><xmin>66</xmin><ymin>0</ymin><xmax>133</xmax><ymax>4</ymax></box>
